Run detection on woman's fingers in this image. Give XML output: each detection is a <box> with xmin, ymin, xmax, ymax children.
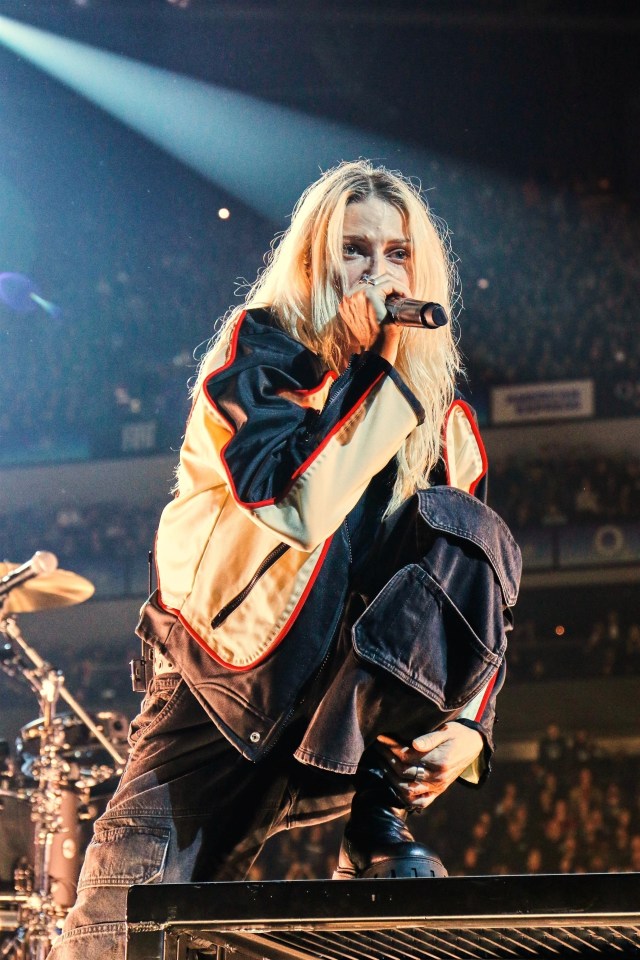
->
<box><xmin>377</xmin><ymin>729</ymin><xmax>450</xmax><ymax>764</ymax></box>
<box><xmin>383</xmin><ymin>760</ymin><xmax>447</xmax><ymax>806</ymax></box>
<box><xmin>347</xmin><ymin>273</ymin><xmax>411</xmax><ymax>323</ymax></box>
<box><xmin>337</xmin><ymin>268</ymin><xmax>412</xmax><ymax>364</ymax></box>
<box><xmin>376</xmin><ymin>724</ymin><xmax>484</xmax><ymax>809</ymax></box>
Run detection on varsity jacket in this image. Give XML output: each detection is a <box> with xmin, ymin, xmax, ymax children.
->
<box><xmin>154</xmin><ymin>307</ymin><xmax>429</xmax><ymax>668</ymax></box>
<box><xmin>140</xmin><ymin>307</ymin><xmax>520</xmax><ymax>777</ymax></box>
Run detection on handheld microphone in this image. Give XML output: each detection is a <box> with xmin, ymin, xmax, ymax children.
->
<box><xmin>384</xmin><ymin>296</ymin><xmax>449</xmax><ymax>329</ymax></box>
<box><xmin>0</xmin><ymin>551</ymin><xmax>58</xmax><ymax>601</ymax></box>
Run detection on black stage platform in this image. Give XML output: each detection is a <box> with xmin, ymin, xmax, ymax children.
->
<box><xmin>126</xmin><ymin>872</ymin><xmax>640</xmax><ymax>959</ymax></box>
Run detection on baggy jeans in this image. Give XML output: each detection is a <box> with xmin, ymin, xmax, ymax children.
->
<box><xmin>48</xmin><ymin>679</ymin><xmax>354</xmax><ymax>960</ymax></box>
<box><xmin>48</xmin><ymin>487</ymin><xmax>520</xmax><ymax>960</ymax></box>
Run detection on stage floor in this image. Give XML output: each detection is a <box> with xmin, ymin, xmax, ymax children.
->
<box><xmin>126</xmin><ymin>872</ymin><xmax>640</xmax><ymax>959</ymax></box>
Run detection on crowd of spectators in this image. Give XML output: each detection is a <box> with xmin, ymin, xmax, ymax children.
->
<box><xmin>249</xmin><ymin>724</ymin><xmax>640</xmax><ymax>879</ymax></box>
<box><xmin>1</xmin><ymin>170</ymin><xmax>639</xmax><ymax>466</ymax></box>
<box><xmin>1</xmin><ymin>446</ymin><xmax>638</xmax><ymax>570</ymax></box>
<box><xmin>455</xmin><ymin>175</ymin><xmax>639</xmax><ymax>398</ymax></box>
<box><xmin>2</xmin><ymin>134</ymin><xmax>639</xmax><ymax>894</ymax></box>
<box><xmin>0</xmin><ymin>190</ymin><xmax>274</xmax><ymax>464</ymax></box>
<box><xmin>0</xmin><ymin>502</ymin><xmax>159</xmax><ymax>567</ymax></box>
<box><xmin>508</xmin><ymin>610</ymin><xmax>640</xmax><ymax>682</ymax></box>
<box><xmin>490</xmin><ymin>452</ymin><xmax>640</xmax><ymax>530</ymax></box>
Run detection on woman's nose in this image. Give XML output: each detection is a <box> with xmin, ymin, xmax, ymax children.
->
<box><xmin>368</xmin><ymin>248</ymin><xmax>385</xmax><ymax>277</ymax></box>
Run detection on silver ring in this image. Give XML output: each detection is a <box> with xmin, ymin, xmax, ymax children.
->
<box><xmin>360</xmin><ymin>274</ymin><xmax>376</xmax><ymax>286</ymax></box>
<box><xmin>411</xmin><ymin>764</ymin><xmax>426</xmax><ymax>783</ymax></box>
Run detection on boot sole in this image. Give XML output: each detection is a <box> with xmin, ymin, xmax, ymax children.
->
<box><xmin>333</xmin><ymin>856</ymin><xmax>447</xmax><ymax>880</ymax></box>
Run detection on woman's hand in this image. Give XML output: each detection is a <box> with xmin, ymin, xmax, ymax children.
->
<box><xmin>376</xmin><ymin>722</ymin><xmax>484</xmax><ymax>810</ymax></box>
<box><xmin>337</xmin><ymin>273</ymin><xmax>409</xmax><ymax>367</ymax></box>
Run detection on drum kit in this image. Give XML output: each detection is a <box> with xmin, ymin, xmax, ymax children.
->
<box><xmin>0</xmin><ymin>555</ymin><xmax>129</xmax><ymax>960</ymax></box>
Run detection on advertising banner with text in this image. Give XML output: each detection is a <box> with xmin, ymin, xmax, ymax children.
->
<box><xmin>491</xmin><ymin>380</ymin><xmax>594</xmax><ymax>424</ymax></box>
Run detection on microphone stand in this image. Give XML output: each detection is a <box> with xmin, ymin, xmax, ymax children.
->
<box><xmin>2</xmin><ymin>617</ymin><xmax>126</xmax><ymax>767</ymax></box>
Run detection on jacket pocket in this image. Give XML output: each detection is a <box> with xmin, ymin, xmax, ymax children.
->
<box><xmin>418</xmin><ymin>486</ymin><xmax>521</xmax><ymax>607</ymax></box>
<box><xmin>211</xmin><ymin>543</ymin><xmax>290</xmax><ymax>629</ymax></box>
<box><xmin>352</xmin><ymin>563</ymin><xmax>502</xmax><ymax>711</ymax></box>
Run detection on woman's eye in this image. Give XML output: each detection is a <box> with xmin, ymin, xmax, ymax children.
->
<box><xmin>389</xmin><ymin>248</ymin><xmax>409</xmax><ymax>261</ymax></box>
<box><xmin>343</xmin><ymin>244</ymin><xmax>360</xmax><ymax>257</ymax></box>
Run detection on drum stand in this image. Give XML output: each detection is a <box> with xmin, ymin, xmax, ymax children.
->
<box><xmin>0</xmin><ymin>611</ymin><xmax>127</xmax><ymax>960</ymax></box>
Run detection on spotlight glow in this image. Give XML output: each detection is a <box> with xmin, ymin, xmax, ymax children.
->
<box><xmin>0</xmin><ymin>15</ymin><xmax>432</xmax><ymax>219</ymax></box>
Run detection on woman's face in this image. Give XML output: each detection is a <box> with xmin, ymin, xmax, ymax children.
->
<box><xmin>341</xmin><ymin>196</ymin><xmax>413</xmax><ymax>294</ymax></box>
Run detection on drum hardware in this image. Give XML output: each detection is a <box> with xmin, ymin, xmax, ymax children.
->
<box><xmin>0</xmin><ymin>743</ymin><xmax>27</xmax><ymax>811</ymax></box>
<box><xmin>0</xmin><ymin>892</ymin><xmax>29</xmax><ymax>960</ymax></box>
<box><xmin>0</xmin><ymin>562</ymin><xmax>127</xmax><ymax>959</ymax></box>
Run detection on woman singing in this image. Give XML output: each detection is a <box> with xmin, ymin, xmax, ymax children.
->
<box><xmin>50</xmin><ymin>159</ymin><xmax>520</xmax><ymax>960</ymax></box>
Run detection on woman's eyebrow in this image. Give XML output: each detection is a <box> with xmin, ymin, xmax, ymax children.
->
<box><xmin>343</xmin><ymin>234</ymin><xmax>411</xmax><ymax>244</ymax></box>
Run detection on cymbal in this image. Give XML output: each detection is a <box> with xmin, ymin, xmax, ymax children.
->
<box><xmin>0</xmin><ymin>561</ymin><xmax>95</xmax><ymax>613</ymax></box>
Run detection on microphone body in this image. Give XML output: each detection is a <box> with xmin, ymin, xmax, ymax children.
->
<box><xmin>384</xmin><ymin>296</ymin><xmax>449</xmax><ymax>329</ymax></box>
<box><xmin>0</xmin><ymin>551</ymin><xmax>58</xmax><ymax>601</ymax></box>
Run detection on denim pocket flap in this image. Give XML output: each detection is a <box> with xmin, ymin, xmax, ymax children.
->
<box><xmin>78</xmin><ymin>825</ymin><xmax>170</xmax><ymax>889</ymax></box>
<box><xmin>418</xmin><ymin>487</ymin><xmax>521</xmax><ymax>606</ymax></box>
<box><xmin>352</xmin><ymin>564</ymin><xmax>503</xmax><ymax>711</ymax></box>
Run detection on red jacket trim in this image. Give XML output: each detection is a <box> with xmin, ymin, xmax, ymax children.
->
<box><xmin>473</xmin><ymin>669</ymin><xmax>498</xmax><ymax>722</ymax></box>
<box><xmin>442</xmin><ymin>398</ymin><xmax>488</xmax><ymax>496</ymax></box>
<box><xmin>202</xmin><ymin>311</ymin><xmax>388</xmax><ymax>510</ymax></box>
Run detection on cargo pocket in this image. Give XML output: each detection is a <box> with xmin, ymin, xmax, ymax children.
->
<box><xmin>352</xmin><ymin>563</ymin><xmax>502</xmax><ymax>711</ymax></box>
<box><xmin>417</xmin><ymin>486</ymin><xmax>521</xmax><ymax>608</ymax></box>
<box><xmin>77</xmin><ymin>824</ymin><xmax>170</xmax><ymax>891</ymax></box>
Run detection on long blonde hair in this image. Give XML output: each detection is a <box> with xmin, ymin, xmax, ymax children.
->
<box><xmin>198</xmin><ymin>159</ymin><xmax>461</xmax><ymax>514</ymax></box>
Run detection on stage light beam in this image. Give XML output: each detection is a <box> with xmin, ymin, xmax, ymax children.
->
<box><xmin>0</xmin><ymin>15</ymin><xmax>429</xmax><ymax>219</ymax></box>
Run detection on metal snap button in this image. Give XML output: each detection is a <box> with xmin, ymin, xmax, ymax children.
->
<box><xmin>249</xmin><ymin>731</ymin><xmax>261</xmax><ymax>743</ymax></box>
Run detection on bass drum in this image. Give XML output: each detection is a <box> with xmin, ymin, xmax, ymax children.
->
<box><xmin>0</xmin><ymin>785</ymin><xmax>83</xmax><ymax>910</ymax></box>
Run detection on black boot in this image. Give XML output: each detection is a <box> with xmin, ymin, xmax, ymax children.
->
<box><xmin>332</xmin><ymin>750</ymin><xmax>448</xmax><ymax>879</ymax></box>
